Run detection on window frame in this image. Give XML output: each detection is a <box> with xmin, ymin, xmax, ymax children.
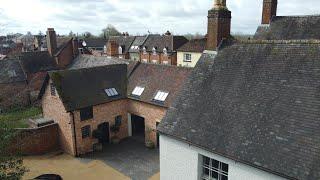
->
<box><xmin>153</xmin><ymin>91</ymin><xmax>169</xmax><ymax>102</ymax></box>
<box><xmin>183</xmin><ymin>53</ymin><xmax>192</xmax><ymax>62</ymax></box>
<box><xmin>81</xmin><ymin>125</ymin><xmax>91</xmax><ymax>139</ymax></box>
<box><xmin>132</xmin><ymin>86</ymin><xmax>145</xmax><ymax>97</ymax></box>
<box><xmin>200</xmin><ymin>155</ymin><xmax>228</xmax><ymax>180</ymax></box>
<box><xmin>50</xmin><ymin>83</ymin><xmax>56</xmax><ymax>96</ymax></box>
<box><xmin>80</xmin><ymin>106</ymin><xmax>93</xmax><ymax>121</ymax></box>
<box><xmin>115</xmin><ymin>115</ymin><xmax>122</xmax><ymax>127</ymax></box>
<box><xmin>105</xmin><ymin>88</ymin><xmax>119</xmax><ymax>97</ymax></box>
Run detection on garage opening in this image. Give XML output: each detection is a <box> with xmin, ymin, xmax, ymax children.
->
<box><xmin>131</xmin><ymin>114</ymin><xmax>145</xmax><ymax>142</ymax></box>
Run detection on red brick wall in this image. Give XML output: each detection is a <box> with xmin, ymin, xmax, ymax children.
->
<box><xmin>73</xmin><ymin>99</ymin><xmax>129</xmax><ymax>155</ymax></box>
<box><xmin>42</xmin><ymin>81</ymin><xmax>76</xmax><ymax>156</ymax></box>
<box><xmin>12</xmin><ymin>124</ymin><xmax>59</xmax><ymax>155</ymax></box>
<box><xmin>140</xmin><ymin>52</ymin><xmax>177</xmax><ymax>66</ymax></box>
<box><xmin>128</xmin><ymin>100</ymin><xmax>167</xmax><ymax>147</ymax></box>
<box><xmin>55</xmin><ymin>41</ymin><xmax>76</xmax><ymax>69</ymax></box>
<box><xmin>107</xmin><ymin>41</ymin><xmax>118</xmax><ymax>57</ymax></box>
<box><xmin>0</xmin><ymin>82</ymin><xmax>29</xmax><ymax>111</ymax></box>
<box><xmin>206</xmin><ymin>9</ymin><xmax>231</xmax><ymax>51</ymax></box>
<box><xmin>262</xmin><ymin>0</ymin><xmax>277</xmax><ymax>24</ymax></box>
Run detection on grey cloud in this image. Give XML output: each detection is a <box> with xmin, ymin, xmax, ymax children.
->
<box><xmin>1</xmin><ymin>0</ymin><xmax>320</xmax><ymax>35</ymax></box>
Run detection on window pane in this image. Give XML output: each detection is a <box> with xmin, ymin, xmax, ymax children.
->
<box><xmin>211</xmin><ymin>171</ymin><xmax>218</xmax><ymax>179</ymax></box>
<box><xmin>81</xmin><ymin>125</ymin><xmax>91</xmax><ymax>139</ymax></box>
<box><xmin>201</xmin><ymin>155</ymin><xmax>228</xmax><ymax>180</ymax></box>
<box><xmin>221</xmin><ymin>163</ymin><xmax>228</xmax><ymax>174</ymax></box>
<box><xmin>80</xmin><ymin>107</ymin><xmax>93</xmax><ymax>121</ymax></box>
<box><xmin>203</xmin><ymin>167</ymin><xmax>209</xmax><ymax>176</ymax></box>
<box><xmin>212</xmin><ymin>159</ymin><xmax>219</xmax><ymax>169</ymax></box>
<box><xmin>221</xmin><ymin>175</ymin><xmax>228</xmax><ymax>180</ymax></box>
<box><xmin>105</xmin><ymin>89</ymin><xmax>112</xmax><ymax>96</ymax></box>
<box><xmin>203</xmin><ymin>156</ymin><xmax>210</xmax><ymax>166</ymax></box>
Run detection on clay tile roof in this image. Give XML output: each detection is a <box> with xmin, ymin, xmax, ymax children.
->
<box><xmin>177</xmin><ymin>38</ymin><xmax>207</xmax><ymax>53</ymax></box>
<box><xmin>81</xmin><ymin>38</ymin><xmax>107</xmax><ymax>48</ymax></box>
<box><xmin>12</xmin><ymin>51</ymin><xmax>57</xmax><ymax>74</ymax></box>
<box><xmin>68</xmin><ymin>55</ymin><xmax>128</xmax><ymax>70</ymax></box>
<box><xmin>158</xmin><ymin>41</ymin><xmax>320</xmax><ymax>180</ymax></box>
<box><xmin>108</xmin><ymin>36</ymin><xmax>136</xmax><ymax>54</ymax></box>
<box><xmin>128</xmin><ymin>36</ymin><xmax>148</xmax><ymax>53</ymax></box>
<box><xmin>128</xmin><ymin>63</ymin><xmax>192</xmax><ymax>107</ymax></box>
<box><xmin>254</xmin><ymin>15</ymin><xmax>320</xmax><ymax>40</ymax></box>
<box><xmin>142</xmin><ymin>35</ymin><xmax>189</xmax><ymax>53</ymax></box>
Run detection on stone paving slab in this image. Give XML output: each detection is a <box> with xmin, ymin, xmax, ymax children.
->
<box><xmin>81</xmin><ymin>138</ymin><xmax>160</xmax><ymax>180</ymax></box>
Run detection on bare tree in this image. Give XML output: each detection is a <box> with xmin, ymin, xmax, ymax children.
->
<box><xmin>100</xmin><ymin>24</ymin><xmax>121</xmax><ymax>39</ymax></box>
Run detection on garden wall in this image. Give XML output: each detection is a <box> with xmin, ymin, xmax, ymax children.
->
<box><xmin>13</xmin><ymin>123</ymin><xmax>60</xmax><ymax>155</ymax></box>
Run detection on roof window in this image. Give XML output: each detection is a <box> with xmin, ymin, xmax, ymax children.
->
<box><xmin>132</xmin><ymin>86</ymin><xmax>145</xmax><ymax>96</ymax></box>
<box><xmin>105</xmin><ymin>88</ymin><xmax>119</xmax><ymax>97</ymax></box>
<box><xmin>154</xmin><ymin>91</ymin><xmax>169</xmax><ymax>102</ymax></box>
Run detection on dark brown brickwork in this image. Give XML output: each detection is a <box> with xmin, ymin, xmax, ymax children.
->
<box><xmin>55</xmin><ymin>41</ymin><xmax>77</xmax><ymax>69</ymax></box>
<box><xmin>206</xmin><ymin>9</ymin><xmax>231</xmax><ymax>50</ymax></box>
<box><xmin>262</xmin><ymin>0</ymin><xmax>278</xmax><ymax>24</ymax></box>
<box><xmin>46</xmin><ymin>28</ymin><xmax>57</xmax><ymax>56</ymax></box>
<box><xmin>12</xmin><ymin>124</ymin><xmax>59</xmax><ymax>155</ymax></box>
<box><xmin>107</xmin><ymin>40</ymin><xmax>119</xmax><ymax>57</ymax></box>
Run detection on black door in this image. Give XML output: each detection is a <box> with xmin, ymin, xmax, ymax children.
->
<box><xmin>97</xmin><ymin>122</ymin><xmax>110</xmax><ymax>144</ymax></box>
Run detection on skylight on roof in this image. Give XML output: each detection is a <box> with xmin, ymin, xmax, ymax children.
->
<box><xmin>105</xmin><ymin>88</ymin><xmax>119</xmax><ymax>97</ymax></box>
<box><xmin>132</xmin><ymin>86</ymin><xmax>145</xmax><ymax>96</ymax></box>
<box><xmin>154</xmin><ymin>91</ymin><xmax>169</xmax><ymax>102</ymax></box>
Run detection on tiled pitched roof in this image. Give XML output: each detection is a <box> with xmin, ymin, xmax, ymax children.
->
<box><xmin>81</xmin><ymin>38</ymin><xmax>107</xmax><ymax>48</ymax></box>
<box><xmin>12</xmin><ymin>51</ymin><xmax>57</xmax><ymax>74</ymax></box>
<box><xmin>128</xmin><ymin>63</ymin><xmax>192</xmax><ymax>107</ymax></box>
<box><xmin>142</xmin><ymin>35</ymin><xmax>188</xmax><ymax>53</ymax></box>
<box><xmin>108</xmin><ymin>36</ymin><xmax>136</xmax><ymax>54</ymax></box>
<box><xmin>177</xmin><ymin>38</ymin><xmax>207</xmax><ymax>52</ymax></box>
<box><xmin>158</xmin><ymin>40</ymin><xmax>320</xmax><ymax>180</ymax></box>
<box><xmin>128</xmin><ymin>36</ymin><xmax>148</xmax><ymax>53</ymax></box>
<box><xmin>68</xmin><ymin>55</ymin><xmax>128</xmax><ymax>70</ymax></box>
<box><xmin>48</xmin><ymin>64</ymin><xmax>127</xmax><ymax>111</ymax></box>
<box><xmin>254</xmin><ymin>15</ymin><xmax>320</xmax><ymax>40</ymax></box>
<box><xmin>0</xmin><ymin>60</ymin><xmax>26</xmax><ymax>84</ymax></box>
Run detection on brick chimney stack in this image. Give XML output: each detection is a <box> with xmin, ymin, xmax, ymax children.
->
<box><xmin>206</xmin><ymin>0</ymin><xmax>231</xmax><ymax>51</ymax></box>
<box><xmin>262</xmin><ymin>0</ymin><xmax>278</xmax><ymax>24</ymax></box>
<box><xmin>46</xmin><ymin>28</ymin><xmax>57</xmax><ymax>56</ymax></box>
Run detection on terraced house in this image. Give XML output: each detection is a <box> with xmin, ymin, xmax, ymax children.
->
<box><xmin>105</xmin><ymin>31</ymin><xmax>189</xmax><ymax>66</ymax></box>
<box><xmin>39</xmin><ymin>60</ymin><xmax>191</xmax><ymax>156</ymax></box>
<box><xmin>158</xmin><ymin>0</ymin><xmax>320</xmax><ymax>180</ymax></box>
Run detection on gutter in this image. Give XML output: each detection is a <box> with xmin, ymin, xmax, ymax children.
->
<box><xmin>70</xmin><ymin>112</ymin><xmax>78</xmax><ymax>157</ymax></box>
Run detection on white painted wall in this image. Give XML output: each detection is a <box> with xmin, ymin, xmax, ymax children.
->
<box><xmin>177</xmin><ymin>51</ymin><xmax>202</xmax><ymax>67</ymax></box>
<box><xmin>160</xmin><ymin>135</ymin><xmax>287</xmax><ymax>180</ymax></box>
<box><xmin>127</xmin><ymin>113</ymin><xmax>132</xmax><ymax>136</ymax></box>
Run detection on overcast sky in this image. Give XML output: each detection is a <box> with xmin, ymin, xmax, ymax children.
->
<box><xmin>0</xmin><ymin>0</ymin><xmax>319</xmax><ymax>36</ymax></box>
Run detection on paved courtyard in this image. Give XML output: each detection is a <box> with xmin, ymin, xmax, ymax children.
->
<box><xmin>81</xmin><ymin>138</ymin><xmax>160</xmax><ymax>180</ymax></box>
<box><xmin>23</xmin><ymin>138</ymin><xmax>159</xmax><ymax>180</ymax></box>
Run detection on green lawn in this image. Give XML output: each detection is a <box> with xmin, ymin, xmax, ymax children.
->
<box><xmin>0</xmin><ymin>107</ymin><xmax>42</xmax><ymax>128</ymax></box>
